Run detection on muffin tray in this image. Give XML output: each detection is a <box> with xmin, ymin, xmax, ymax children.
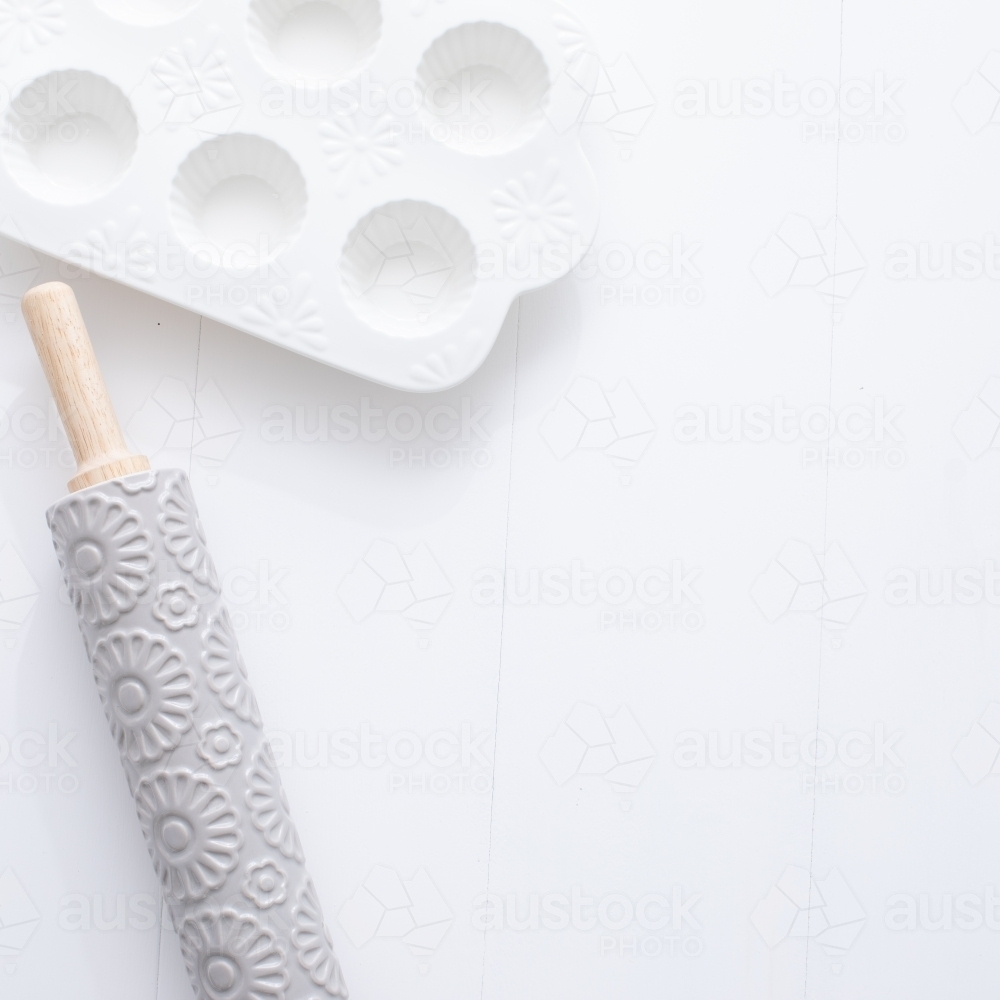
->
<box><xmin>0</xmin><ymin>0</ymin><xmax>600</xmax><ymax>390</ymax></box>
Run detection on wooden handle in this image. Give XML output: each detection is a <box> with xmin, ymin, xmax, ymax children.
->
<box><xmin>21</xmin><ymin>282</ymin><xmax>149</xmax><ymax>493</ymax></box>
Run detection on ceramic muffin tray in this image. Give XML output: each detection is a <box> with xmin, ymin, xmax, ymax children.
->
<box><xmin>0</xmin><ymin>0</ymin><xmax>600</xmax><ymax>390</ymax></box>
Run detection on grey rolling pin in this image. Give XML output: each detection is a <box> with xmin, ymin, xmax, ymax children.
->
<box><xmin>21</xmin><ymin>282</ymin><xmax>348</xmax><ymax>1000</ymax></box>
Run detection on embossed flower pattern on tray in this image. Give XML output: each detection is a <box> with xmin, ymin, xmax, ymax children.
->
<box><xmin>197</xmin><ymin>720</ymin><xmax>243</xmax><ymax>770</ymax></box>
<box><xmin>153</xmin><ymin>580</ymin><xmax>200</xmax><ymax>631</ymax></box>
<box><xmin>242</xmin><ymin>859</ymin><xmax>287</xmax><ymax>910</ymax></box>
<box><xmin>92</xmin><ymin>629</ymin><xmax>197</xmax><ymax>764</ymax></box>
<box><xmin>0</xmin><ymin>0</ymin><xmax>64</xmax><ymax>65</ymax></box>
<box><xmin>491</xmin><ymin>159</ymin><xmax>577</xmax><ymax>253</ymax></box>
<box><xmin>247</xmin><ymin>742</ymin><xmax>304</xmax><ymax>863</ymax></box>
<box><xmin>159</xmin><ymin>473</ymin><xmax>219</xmax><ymax>590</ymax></box>
<box><xmin>320</xmin><ymin>112</ymin><xmax>402</xmax><ymax>192</ymax></box>
<box><xmin>49</xmin><ymin>493</ymin><xmax>154</xmax><ymax>626</ymax></box>
<box><xmin>179</xmin><ymin>906</ymin><xmax>289</xmax><ymax>1000</ymax></box>
<box><xmin>136</xmin><ymin>769</ymin><xmax>242</xmax><ymax>902</ymax></box>
<box><xmin>202</xmin><ymin>606</ymin><xmax>262</xmax><ymax>726</ymax></box>
<box><xmin>292</xmin><ymin>878</ymin><xmax>348</xmax><ymax>997</ymax></box>
<box><xmin>240</xmin><ymin>274</ymin><xmax>327</xmax><ymax>351</ymax></box>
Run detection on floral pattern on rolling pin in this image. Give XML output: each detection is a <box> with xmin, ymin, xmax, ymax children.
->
<box><xmin>243</xmin><ymin>860</ymin><xmax>288</xmax><ymax>910</ymax></box>
<box><xmin>247</xmin><ymin>742</ymin><xmax>304</xmax><ymax>863</ymax></box>
<box><xmin>92</xmin><ymin>629</ymin><xmax>196</xmax><ymax>764</ymax></box>
<box><xmin>292</xmin><ymin>878</ymin><xmax>349</xmax><ymax>997</ymax></box>
<box><xmin>153</xmin><ymin>580</ymin><xmax>201</xmax><ymax>631</ymax></box>
<box><xmin>179</xmin><ymin>905</ymin><xmax>289</xmax><ymax>1000</ymax></box>
<box><xmin>159</xmin><ymin>472</ymin><xmax>220</xmax><ymax>591</ymax></box>
<box><xmin>136</xmin><ymin>768</ymin><xmax>243</xmax><ymax>902</ymax></box>
<box><xmin>197</xmin><ymin>720</ymin><xmax>243</xmax><ymax>771</ymax></box>
<box><xmin>48</xmin><ymin>469</ymin><xmax>348</xmax><ymax>999</ymax></box>
<box><xmin>49</xmin><ymin>493</ymin><xmax>154</xmax><ymax>626</ymax></box>
<box><xmin>202</xmin><ymin>607</ymin><xmax>262</xmax><ymax>726</ymax></box>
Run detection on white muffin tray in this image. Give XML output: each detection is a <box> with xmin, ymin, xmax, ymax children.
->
<box><xmin>0</xmin><ymin>0</ymin><xmax>600</xmax><ymax>390</ymax></box>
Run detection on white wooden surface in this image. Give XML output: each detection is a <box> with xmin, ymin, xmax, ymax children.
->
<box><xmin>3</xmin><ymin>0</ymin><xmax>1000</xmax><ymax>996</ymax></box>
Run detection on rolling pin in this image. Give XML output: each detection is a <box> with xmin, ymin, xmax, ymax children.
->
<box><xmin>21</xmin><ymin>282</ymin><xmax>348</xmax><ymax>1000</ymax></box>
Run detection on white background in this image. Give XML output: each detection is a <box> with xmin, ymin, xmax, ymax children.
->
<box><xmin>3</xmin><ymin>0</ymin><xmax>1000</xmax><ymax>996</ymax></box>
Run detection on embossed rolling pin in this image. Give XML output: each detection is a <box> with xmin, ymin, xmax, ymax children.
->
<box><xmin>22</xmin><ymin>282</ymin><xmax>347</xmax><ymax>1000</ymax></box>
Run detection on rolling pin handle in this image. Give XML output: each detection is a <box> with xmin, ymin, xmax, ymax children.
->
<box><xmin>21</xmin><ymin>281</ymin><xmax>150</xmax><ymax>492</ymax></box>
